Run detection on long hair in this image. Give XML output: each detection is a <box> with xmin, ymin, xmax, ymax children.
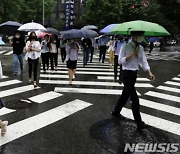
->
<box><xmin>28</xmin><ymin>32</ymin><xmax>38</xmax><ymax>41</ymax></box>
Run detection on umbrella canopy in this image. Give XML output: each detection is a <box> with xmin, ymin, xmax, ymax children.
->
<box><xmin>81</xmin><ymin>29</ymin><xmax>99</xmax><ymax>38</ymax></box>
<box><xmin>148</xmin><ymin>37</ymin><xmax>159</xmax><ymax>42</ymax></box>
<box><xmin>18</xmin><ymin>22</ymin><xmax>46</xmax><ymax>32</ymax></box>
<box><xmin>100</xmin><ymin>24</ymin><xmax>118</xmax><ymax>33</ymax></box>
<box><xmin>35</xmin><ymin>30</ymin><xmax>52</xmax><ymax>38</ymax></box>
<box><xmin>60</xmin><ymin>29</ymin><xmax>84</xmax><ymax>39</ymax></box>
<box><xmin>0</xmin><ymin>21</ymin><xmax>22</xmax><ymax>35</ymax></box>
<box><xmin>45</xmin><ymin>27</ymin><xmax>60</xmax><ymax>35</ymax></box>
<box><xmin>110</xmin><ymin>20</ymin><xmax>170</xmax><ymax>36</ymax></box>
<box><xmin>81</xmin><ymin>25</ymin><xmax>98</xmax><ymax>30</ymax></box>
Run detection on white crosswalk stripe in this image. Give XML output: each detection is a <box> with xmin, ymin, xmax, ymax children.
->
<box><xmin>28</xmin><ymin>91</ymin><xmax>63</xmax><ymax>103</ymax></box>
<box><xmin>40</xmin><ymin>80</ymin><xmax>153</xmax><ymax>88</ymax></box>
<box><xmin>0</xmin><ymin>99</ymin><xmax>92</xmax><ymax>146</ymax></box>
<box><xmin>121</xmin><ymin>108</ymin><xmax>180</xmax><ymax>136</ymax></box>
<box><xmin>0</xmin><ymin>85</ymin><xmax>40</xmax><ymax>98</ymax></box>
<box><xmin>0</xmin><ymin>79</ymin><xmax>21</xmax><ymax>87</ymax></box>
<box><xmin>145</xmin><ymin>52</ymin><xmax>180</xmax><ymax>61</ymax></box>
<box><xmin>4</xmin><ymin>51</ymin><xmax>13</xmax><ymax>56</ymax></box>
<box><xmin>54</xmin><ymin>87</ymin><xmax>141</xmax><ymax>96</ymax></box>
<box><xmin>0</xmin><ymin>75</ymin><xmax>93</xmax><ymax>145</ymax></box>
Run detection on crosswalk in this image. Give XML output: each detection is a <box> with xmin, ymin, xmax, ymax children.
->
<box><xmin>40</xmin><ymin>59</ymin><xmax>154</xmax><ymax>96</ymax></box>
<box><xmin>0</xmin><ymin>75</ymin><xmax>92</xmax><ymax>146</ymax></box>
<box><xmin>145</xmin><ymin>52</ymin><xmax>180</xmax><ymax>61</ymax></box>
<box><xmin>0</xmin><ymin>47</ymin><xmax>180</xmax><ymax>147</ymax></box>
<box><xmin>0</xmin><ymin>47</ymin><xmax>13</xmax><ymax>56</ymax></box>
<box><xmin>39</xmin><ymin>57</ymin><xmax>180</xmax><ymax>136</ymax></box>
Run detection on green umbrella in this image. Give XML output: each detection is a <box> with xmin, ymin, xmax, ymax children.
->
<box><xmin>110</xmin><ymin>20</ymin><xmax>170</xmax><ymax>36</ymax></box>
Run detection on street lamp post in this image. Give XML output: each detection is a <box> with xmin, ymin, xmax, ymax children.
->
<box><xmin>43</xmin><ymin>0</ymin><xmax>45</xmax><ymax>25</ymax></box>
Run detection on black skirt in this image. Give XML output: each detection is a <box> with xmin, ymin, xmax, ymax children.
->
<box><xmin>67</xmin><ymin>60</ymin><xmax>77</xmax><ymax>69</ymax></box>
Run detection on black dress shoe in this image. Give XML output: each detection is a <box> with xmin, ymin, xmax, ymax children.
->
<box><xmin>137</xmin><ymin>121</ymin><xmax>149</xmax><ymax>131</ymax></box>
<box><xmin>111</xmin><ymin>111</ymin><xmax>126</xmax><ymax>120</ymax></box>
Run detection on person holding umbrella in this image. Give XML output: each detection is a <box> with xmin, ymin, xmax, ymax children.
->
<box><xmin>81</xmin><ymin>38</ymin><xmax>92</xmax><ymax>67</ymax></box>
<box><xmin>10</xmin><ymin>30</ymin><xmax>26</xmax><ymax>75</ymax></box>
<box><xmin>41</xmin><ymin>34</ymin><xmax>50</xmax><ymax>72</ymax></box>
<box><xmin>65</xmin><ymin>39</ymin><xmax>79</xmax><ymax>85</ymax></box>
<box><xmin>25</xmin><ymin>32</ymin><xmax>41</xmax><ymax>88</ymax></box>
<box><xmin>49</xmin><ymin>35</ymin><xmax>58</xmax><ymax>72</ymax></box>
<box><xmin>111</xmin><ymin>31</ymin><xmax>155</xmax><ymax>131</ymax></box>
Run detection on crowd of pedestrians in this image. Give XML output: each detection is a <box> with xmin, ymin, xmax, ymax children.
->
<box><xmin>0</xmin><ymin>29</ymin><xmax>156</xmax><ymax>134</ymax></box>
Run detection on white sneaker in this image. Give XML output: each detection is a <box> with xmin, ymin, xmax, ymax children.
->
<box><xmin>1</xmin><ymin>121</ymin><xmax>8</xmax><ymax>134</ymax></box>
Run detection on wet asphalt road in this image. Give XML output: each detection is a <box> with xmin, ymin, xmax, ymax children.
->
<box><xmin>0</xmin><ymin>46</ymin><xmax>180</xmax><ymax>154</ymax></box>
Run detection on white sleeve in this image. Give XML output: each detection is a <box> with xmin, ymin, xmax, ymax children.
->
<box><xmin>139</xmin><ymin>47</ymin><xmax>150</xmax><ymax>71</ymax></box>
<box><xmin>118</xmin><ymin>45</ymin><xmax>127</xmax><ymax>65</ymax></box>
<box><xmin>26</xmin><ymin>41</ymin><xmax>30</xmax><ymax>51</ymax></box>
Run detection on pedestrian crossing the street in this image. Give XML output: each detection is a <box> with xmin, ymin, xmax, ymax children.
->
<box><xmin>40</xmin><ymin>59</ymin><xmax>154</xmax><ymax>96</ymax></box>
<box><xmin>39</xmin><ymin>58</ymin><xmax>180</xmax><ymax>135</ymax></box>
<box><xmin>0</xmin><ymin>50</ymin><xmax>180</xmax><ymax>147</ymax></box>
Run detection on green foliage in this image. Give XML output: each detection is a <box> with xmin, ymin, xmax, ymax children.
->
<box><xmin>0</xmin><ymin>0</ymin><xmax>56</xmax><ymax>24</ymax></box>
<box><xmin>54</xmin><ymin>19</ymin><xmax>65</xmax><ymax>30</ymax></box>
<box><xmin>0</xmin><ymin>0</ymin><xmax>24</xmax><ymax>22</ymax></box>
<box><xmin>80</xmin><ymin>0</ymin><xmax>180</xmax><ymax>34</ymax></box>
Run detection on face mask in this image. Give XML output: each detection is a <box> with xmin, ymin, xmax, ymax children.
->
<box><xmin>136</xmin><ymin>36</ymin><xmax>144</xmax><ymax>43</ymax></box>
<box><xmin>15</xmin><ymin>35</ymin><xmax>20</xmax><ymax>39</ymax></box>
<box><xmin>32</xmin><ymin>36</ymin><xmax>37</xmax><ymax>40</ymax></box>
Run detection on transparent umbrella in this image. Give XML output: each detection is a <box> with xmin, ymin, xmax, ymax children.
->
<box><xmin>18</xmin><ymin>22</ymin><xmax>46</xmax><ymax>32</ymax></box>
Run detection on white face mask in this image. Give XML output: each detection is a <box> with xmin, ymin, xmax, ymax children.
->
<box><xmin>15</xmin><ymin>35</ymin><xmax>20</xmax><ymax>39</ymax></box>
<box><xmin>136</xmin><ymin>36</ymin><xmax>144</xmax><ymax>43</ymax></box>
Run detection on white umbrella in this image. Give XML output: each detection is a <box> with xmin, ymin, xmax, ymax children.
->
<box><xmin>18</xmin><ymin>22</ymin><xmax>46</xmax><ymax>32</ymax></box>
<box><xmin>81</xmin><ymin>25</ymin><xmax>98</xmax><ymax>30</ymax></box>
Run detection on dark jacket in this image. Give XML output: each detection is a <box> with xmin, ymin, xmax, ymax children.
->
<box><xmin>12</xmin><ymin>37</ymin><xmax>25</xmax><ymax>54</ymax></box>
<box><xmin>82</xmin><ymin>38</ymin><xmax>92</xmax><ymax>49</ymax></box>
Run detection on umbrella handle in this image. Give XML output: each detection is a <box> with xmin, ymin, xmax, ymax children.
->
<box><xmin>127</xmin><ymin>28</ymin><xmax>132</xmax><ymax>35</ymax></box>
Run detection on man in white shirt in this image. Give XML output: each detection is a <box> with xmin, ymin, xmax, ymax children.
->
<box><xmin>111</xmin><ymin>31</ymin><xmax>155</xmax><ymax>131</ymax></box>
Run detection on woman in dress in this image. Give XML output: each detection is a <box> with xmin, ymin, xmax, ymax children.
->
<box><xmin>25</xmin><ymin>32</ymin><xmax>41</xmax><ymax>88</ymax></box>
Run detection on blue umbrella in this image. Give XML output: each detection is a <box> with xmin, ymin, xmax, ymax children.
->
<box><xmin>81</xmin><ymin>29</ymin><xmax>99</xmax><ymax>38</ymax></box>
<box><xmin>100</xmin><ymin>24</ymin><xmax>119</xmax><ymax>33</ymax></box>
<box><xmin>148</xmin><ymin>37</ymin><xmax>159</xmax><ymax>42</ymax></box>
<box><xmin>0</xmin><ymin>21</ymin><xmax>22</xmax><ymax>35</ymax></box>
<box><xmin>60</xmin><ymin>29</ymin><xmax>84</xmax><ymax>39</ymax></box>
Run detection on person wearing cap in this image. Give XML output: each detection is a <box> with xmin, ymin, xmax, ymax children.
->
<box><xmin>10</xmin><ymin>31</ymin><xmax>25</xmax><ymax>75</ymax></box>
<box><xmin>111</xmin><ymin>31</ymin><xmax>155</xmax><ymax>131</ymax></box>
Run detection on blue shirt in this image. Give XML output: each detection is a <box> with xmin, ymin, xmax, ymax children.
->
<box><xmin>98</xmin><ymin>36</ymin><xmax>109</xmax><ymax>46</ymax></box>
<box><xmin>114</xmin><ymin>41</ymin><xmax>126</xmax><ymax>55</ymax></box>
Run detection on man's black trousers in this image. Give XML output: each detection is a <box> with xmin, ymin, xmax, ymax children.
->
<box><xmin>113</xmin><ymin>70</ymin><xmax>142</xmax><ymax>123</ymax></box>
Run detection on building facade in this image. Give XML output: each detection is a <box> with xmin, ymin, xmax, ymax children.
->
<box><xmin>48</xmin><ymin>0</ymin><xmax>83</xmax><ymax>30</ymax></box>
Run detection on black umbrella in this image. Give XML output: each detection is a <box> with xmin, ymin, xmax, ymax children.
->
<box><xmin>45</xmin><ymin>27</ymin><xmax>60</xmax><ymax>35</ymax></box>
<box><xmin>0</xmin><ymin>21</ymin><xmax>22</xmax><ymax>36</ymax></box>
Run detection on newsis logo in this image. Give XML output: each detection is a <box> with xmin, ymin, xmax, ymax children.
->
<box><xmin>124</xmin><ymin>143</ymin><xmax>179</xmax><ymax>153</ymax></box>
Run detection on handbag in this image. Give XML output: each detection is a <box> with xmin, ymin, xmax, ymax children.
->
<box><xmin>0</xmin><ymin>99</ymin><xmax>5</xmax><ymax>109</ymax></box>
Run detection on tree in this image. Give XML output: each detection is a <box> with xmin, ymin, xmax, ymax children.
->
<box><xmin>157</xmin><ymin>0</ymin><xmax>180</xmax><ymax>33</ymax></box>
<box><xmin>19</xmin><ymin>0</ymin><xmax>56</xmax><ymax>24</ymax></box>
<box><xmin>80</xmin><ymin>0</ymin><xmax>179</xmax><ymax>35</ymax></box>
<box><xmin>80</xmin><ymin>0</ymin><xmax>122</xmax><ymax>29</ymax></box>
<box><xmin>0</xmin><ymin>0</ymin><xmax>24</xmax><ymax>23</ymax></box>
